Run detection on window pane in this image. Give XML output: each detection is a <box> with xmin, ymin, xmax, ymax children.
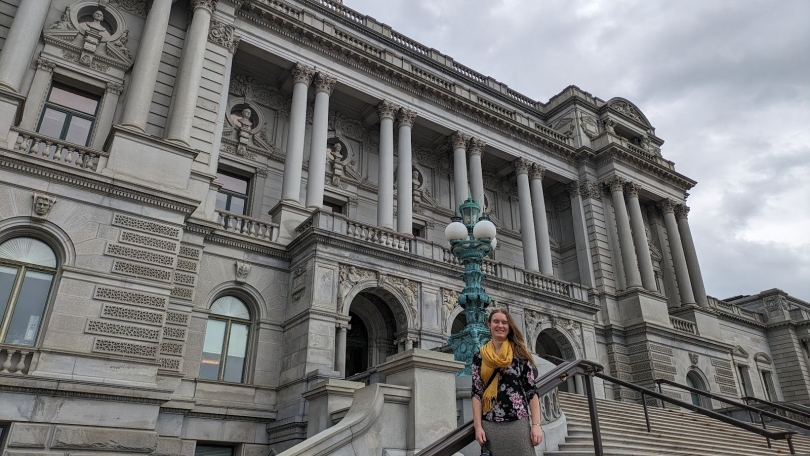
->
<box><xmin>48</xmin><ymin>85</ymin><xmax>99</xmax><ymax>115</ymax></box>
<box><xmin>216</xmin><ymin>173</ymin><xmax>248</xmax><ymax>194</ymax></box>
<box><xmin>228</xmin><ymin>197</ymin><xmax>246</xmax><ymax>215</ymax></box>
<box><xmin>38</xmin><ymin>108</ymin><xmax>67</xmax><ymax>139</ymax></box>
<box><xmin>65</xmin><ymin>116</ymin><xmax>93</xmax><ymax>146</ymax></box>
<box><xmin>211</xmin><ymin>296</ymin><xmax>250</xmax><ymax>319</ymax></box>
<box><xmin>200</xmin><ymin>319</ymin><xmax>226</xmax><ymax>380</ymax></box>
<box><xmin>0</xmin><ymin>238</ymin><xmax>57</xmax><ymax>268</ymax></box>
<box><xmin>4</xmin><ymin>271</ymin><xmax>52</xmax><ymax>346</ymax></box>
<box><xmin>215</xmin><ymin>192</ymin><xmax>229</xmax><ymax>211</ymax></box>
<box><xmin>0</xmin><ymin>265</ymin><xmax>19</xmax><ymax>321</ymax></box>
<box><xmin>194</xmin><ymin>445</ymin><xmax>233</xmax><ymax>456</ymax></box>
<box><xmin>224</xmin><ymin>323</ymin><xmax>248</xmax><ymax>383</ymax></box>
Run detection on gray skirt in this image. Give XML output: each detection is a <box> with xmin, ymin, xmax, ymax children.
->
<box><xmin>481</xmin><ymin>419</ymin><xmax>536</xmax><ymax>455</ymax></box>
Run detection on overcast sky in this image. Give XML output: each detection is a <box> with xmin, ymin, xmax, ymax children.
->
<box><xmin>345</xmin><ymin>0</ymin><xmax>810</xmax><ymax>301</ymax></box>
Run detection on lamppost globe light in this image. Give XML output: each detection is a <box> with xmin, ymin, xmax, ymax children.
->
<box><xmin>445</xmin><ymin>221</ymin><xmax>468</xmax><ymax>242</ymax></box>
<box><xmin>472</xmin><ymin>219</ymin><xmax>496</xmax><ymax>240</ymax></box>
<box><xmin>490</xmin><ymin>237</ymin><xmax>498</xmax><ymax>250</ymax></box>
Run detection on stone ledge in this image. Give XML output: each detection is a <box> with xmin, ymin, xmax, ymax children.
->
<box><xmin>377</xmin><ymin>348</ymin><xmax>463</xmax><ymax>377</ymax></box>
<box><xmin>50</xmin><ymin>426</ymin><xmax>157</xmax><ymax>453</ymax></box>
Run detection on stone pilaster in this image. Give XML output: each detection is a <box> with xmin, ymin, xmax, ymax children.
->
<box><xmin>659</xmin><ymin>199</ymin><xmax>696</xmax><ymax>306</ymax></box>
<box><xmin>120</xmin><ymin>0</ymin><xmax>173</xmax><ymax>131</ymax></box>
<box><xmin>513</xmin><ymin>158</ymin><xmax>539</xmax><ymax>272</ymax></box>
<box><xmin>19</xmin><ymin>58</ymin><xmax>56</xmax><ymax>129</ymax></box>
<box><xmin>529</xmin><ymin>163</ymin><xmax>553</xmax><ymax>276</ymax></box>
<box><xmin>165</xmin><ymin>0</ymin><xmax>217</xmax><ymax>146</ymax></box>
<box><xmin>377</xmin><ymin>100</ymin><xmax>398</xmax><ymax>229</ymax></box>
<box><xmin>280</xmin><ymin>63</ymin><xmax>315</xmax><ymax>204</ymax></box>
<box><xmin>305</xmin><ymin>72</ymin><xmax>337</xmax><ymax>208</ymax></box>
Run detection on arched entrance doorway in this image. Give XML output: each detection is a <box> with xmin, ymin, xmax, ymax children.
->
<box><xmin>341</xmin><ymin>289</ymin><xmax>404</xmax><ymax>381</ymax></box>
<box><xmin>536</xmin><ymin>328</ymin><xmax>580</xmax><ymax>393</ymax></box>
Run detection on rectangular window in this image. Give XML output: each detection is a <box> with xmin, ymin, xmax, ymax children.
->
<box><xmin>412</xmin><ymin>225</ymin><xmax>424</xmax><ymax>238</ymax></box>
<box><xmin>762</xmin><ymin>370</ymin><xmax>776</xmax><ymax>402</ymax></box>
<box><xmin>194</xmin><ymin>445</ymin><xmax>233</xmax><ymax>456</ymax></box>
<box><xmin>737</xmin><ymin>364</ymin><xmax>752</xmax><ymax>397</ymax></box>
<box><xmin>323</xmin><ymin>201</ymin><xmax>343</xmax><ymax>214</ymax></box>
<box><xmin>37</xmin><ymin>83</ymin><xmax>101</xmax><ymax>147</ymax></box>
<box><xmin>215</xmin><ymin>171</ymin><xmax>250</xmax><ymax>215</ymax></box>
<box><xmin>0</xmin><ymin>422</ymin><xmax>8</xmax><ymax>452</ymax></box>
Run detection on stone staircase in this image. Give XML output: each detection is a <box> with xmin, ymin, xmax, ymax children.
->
<box><xmin>549</xmin><ymin>392</ymin><xmax>810</xmax><ymax>455</ymax></box>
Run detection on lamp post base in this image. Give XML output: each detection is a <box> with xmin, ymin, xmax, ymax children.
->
<box><xmin>447</xmin><ymin>322</ymin><xmax>491</xmax><ymax>376</ymax></box>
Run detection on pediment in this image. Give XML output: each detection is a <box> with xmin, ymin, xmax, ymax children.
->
<box><xmin>607</xmin><ymin>97</ymin><xmax>653</xmax><ymax>129</ymax></box>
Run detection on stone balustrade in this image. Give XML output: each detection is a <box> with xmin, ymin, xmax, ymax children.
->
<box><xmin>670</xmin><ymin>316</ymin><xmax>697</xmax><ymax>335</ymax></box>
<box><xmin>11</xmin><ymin>128</ymin><xmax>108</xmax><ymax>171</ymax></box>
<box><xmin>346</xmin><ymin>219</ymin><xmax>411</xmax><ymax>252</ymax></box>
<box><xmin>707</xmin><ymin>296</ymin><xmax>766</xmax><ymax>322</ymax></box>
<box><xmin>523</xmin><ymin>271</ymin><xmax>570</xmax><ymax>297</ymax></box>
<box><xmin>0</xmin><ymin>345</ymin><xmax>37</xmax><ymax>374</ymax></box>
<box><xmin>215</xmin><ymin>210</ymin><xmax>279</xmax><ymax>243</ymax></box>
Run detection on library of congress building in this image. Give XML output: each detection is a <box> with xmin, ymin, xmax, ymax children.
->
<box><xmin>0</xmin><ymin>0</ymin><xmax>808</xmax><ymax>455</ymax></box>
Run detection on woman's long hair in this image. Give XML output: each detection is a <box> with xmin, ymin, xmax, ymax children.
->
<box><xmin>488</xmin><ymin>308</ymin><xmax>537</xmax><ymax>369</ymax></box>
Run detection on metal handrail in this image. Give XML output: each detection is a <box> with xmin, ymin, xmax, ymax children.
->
<box><xmin>415</xmin><ymin>359</ymin><xmax>605</xmax><ymax>456</ymax></box>
<box><xmin>655</xmin><ymin>378</ymin><xmax>810</xmax><ymax>438</ymax></box>
<box><xmin>543</xmin><ymin>357</ymin><xmax>797</xmax><ymax>454</ymax></box>
<box><xmin>742</xmin><ymin>395</ymin><xmax>810</xmax><ymax>421</ymax></box>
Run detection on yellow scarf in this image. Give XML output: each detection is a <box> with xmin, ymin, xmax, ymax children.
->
<box><xmin>480</xmin><ymin>340</ymin><xmax>513</xmax><ymax>413</ymax></box>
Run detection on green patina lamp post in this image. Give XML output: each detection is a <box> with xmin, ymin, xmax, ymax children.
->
<box><xmin>445</xmin><ymin>196</ymin><xmax>498</xmax><ymax>375</ymax></box>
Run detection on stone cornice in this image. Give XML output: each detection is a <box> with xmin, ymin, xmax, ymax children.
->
<box><xmin>595</xmin><ymin>144</ymin><xmax>696</xmax><ymax>191</ymax></box>
<box><xmin>0</xmin><ymin>151</ymin><xmax>199</xmax><ymax>215</ymax></box>
<box><xmin>598</xmin><ymin>323</ymin><xmax>735</xmax><ymax>353</ymax></box>
<box><xmin>185</xmin><ymin>221</ymin><xmax>290</xmax><ymax>260</ymax></box>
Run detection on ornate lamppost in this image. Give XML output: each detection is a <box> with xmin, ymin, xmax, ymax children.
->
<box><xmin>445</xmin><ymin>196</ymin><xmax>497</xmax><ymax>375</ymax></box>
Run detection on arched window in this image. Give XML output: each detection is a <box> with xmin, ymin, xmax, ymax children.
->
<box><xmin>686</xmin><ymin>371</ymin><xmax>710</xmax><ymax>409</ymax></box>
<box><xmin>200</xmin><ymin>296</ymin><xmax>251</xmax><ymax>383</ymax></box>
<box><xmin>0</xmin><ymin>237</ymin><xmax>58</xmax><ymax>346</ymax></box>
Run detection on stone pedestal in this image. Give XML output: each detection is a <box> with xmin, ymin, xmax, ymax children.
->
<box><xmin>377</xmin><ymin>348</ymin><xmax>464</xmax><ymax>451</ymax></box>
<box><xmin>268</xmin><ymin>200</ymin><xmax>312</xmax><ymax>245</ymax></box>
<box><xmin>302</xmin><ymin>378</ymin><xmax>364</xmax><ymax>438</ymax></box>
<box><xmin>671</xmin><ymin>305</ymin><xmax>723</xmax><ymax>340</ymax></box>
<box><xmin>617</xmin><ymin>288</ymin><xmax>670</xmax><ymax>328</ymax></box>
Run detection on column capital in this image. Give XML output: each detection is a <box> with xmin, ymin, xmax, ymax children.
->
<box><xmin>450</xmin><ymin>131</ymin><xmax>467</xmax><ymax>150</ymax></box>
<box><xmin>377</xmin><ymin>100</ymin><xmax>399</xmax><ymax>120</ymax></box>
<box><xmin>625</xmin><ymin>181</ymin><xmax>642</xmax><ymax>198</ymax></box>
<box><xmin>605</xmin><ymin>175</ymin><xmax>626</xmax><ymax>193</ymax></box>
<box><xmin>106</xmin><ymin>82</ymin><xmax>124</xmax><ymax>95</ymax></box>
<box><xmin>468</xmin><ymin>137</ymin><xmax>486</xmax><ymax>157</ymax></box>
<box><xmin>529</xmin><ymin>163</ymin><xmax>545</xmax><ymax>181</ymax></box>
<box><xmin>397</xmin><ymin>107</ymin><xmax>417</xmax><ymax>127</ymax></box>
<box><xmin>675</xmin><ymin>204</ymin><xmax>690</xmax><ymax>220</ymax></box>
<box><xmin>191</xmin><ymin>0</ymin><xmax>218</xmax><ymax>13</ymax></box>
<box><xmin>290</xmin><ymin>62</ymin><xmax>315</xmax><ymax>85</ymax></box>
<box><xmin>512</xmin><ymin>157</ymin><xmax>530</xmax><ymax>175</ymax></box>
<box><xmin>313</xmin><ymin>72</ymin><xmax>337</xmax><ymax>95</ymax></box>
<box><xmin>566</xmin><ymin>181</ymin><xmax>581</xmax><ymax>199</ymax></box>
<box><xmin>657</xmin><ymin>198</ymin><xmax>677</xmax><ymax>214</ymax></box>
<box><xmin>36</xmin><ymin>57</ymin><xmax>56</xmax><ymax>73</ymax></box>
<box><xmin>579</xmin><ymin>180</ymin><xmax>602</xmax><ymax>200</ymax></box>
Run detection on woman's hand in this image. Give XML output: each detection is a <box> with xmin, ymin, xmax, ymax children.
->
<box><xmin>531</xmin><ymin>424</ymin><xmax>543</xmax><ymax>446</ymax></box>
<box><xmin>475</xmin><ymin>425</ymin><xmax>487</xmax><ymax>446</ymax></box>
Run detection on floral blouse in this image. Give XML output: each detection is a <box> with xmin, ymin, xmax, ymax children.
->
<box><xmin>471</xmin><ymin>351</ymin><xmax>538</xmax><ymax>422</ymax></box>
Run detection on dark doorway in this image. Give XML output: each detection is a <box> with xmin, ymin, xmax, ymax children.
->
<box><xmin>451</xmin><ymin>312</ymin><xmax>467</xmax><ymax>335</ymax></box>
<box><xmin>346</xmin><ymin>311</ymin><xmax>369</xmax><ymax>377</ymax></box>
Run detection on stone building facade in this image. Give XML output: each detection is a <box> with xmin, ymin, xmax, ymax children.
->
<box><xmin>0</xmin><ymin>0</ymin><xmax>808</xmax><ymax>455</ymax></box>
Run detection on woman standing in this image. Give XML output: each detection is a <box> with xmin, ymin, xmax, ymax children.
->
<box><xmin>472</xmin><ymin>308</ymin><xmax>543</xmax><ymax>454</ymax></box>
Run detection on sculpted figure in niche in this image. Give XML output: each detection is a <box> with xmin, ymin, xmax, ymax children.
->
<box><xmin>411</xmin><ymin>167</ymin><xmax>434</xmax><ymax>213</ymax></box>
<box><xmin>81</xmin><ymin>10</ymin><xmax>111</xmax><ymax>38</ymax></box>
<box><xmin>230</xmin><ymin>107</ymin><xmax>258</xmax><ymax>157</ymax></box>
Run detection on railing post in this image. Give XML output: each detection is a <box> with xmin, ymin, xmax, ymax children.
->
<box><xmin>641</xmin><ymin>392</ymin><xmax>651</xmax><ymax>433</ymax></box>
<box><xmin>583</xmin><ymin>372</ymin><xmax>604</xmax><ymax>456</ymax></box>
<box><xmin>760</xmin><ymin>412</ymin><xmax>771</xmax><ymax>448</ymax></box>
<box><xmin>788</xmin><ymin>434</ymin><xmax>795</xmax><ymax>454</ymax></box>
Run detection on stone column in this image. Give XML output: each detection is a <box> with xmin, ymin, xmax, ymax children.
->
<box><xmin>396</xmin><ymin>107</ymin><xmax>416</xmax><ymax>234</ymax></box>
<box><xmin>529</xmin><ymin>163</ymin><xmax>554</xmax><ymax>276</ymax></box>
<box><xmin>91</xmin><ymin>83</ymin><xmax>124</xmax><ymax>151</ymax></box>
<box><xmin>305</xmin><ymin>73</ymin><xmax>336</xmax><ymax>209</ymax></box>
<box><xmin>0</xmin><ymin>0</ymin><xmax>51</xmax><ymax>93</ymax></box>
<box><xmin>513</xmin><ymin>158</ymin><xmax>540</xmax><ymax>272</ymax></box>
<box><xmin>280</xmin><ymin>63</ymin><xmax>315</xmax><ymax>204</ymax></box>
<box><xmin>165</xmin><ymin>0</ymin><xmax>216</xmax><ymax>146</ymax></box>
<box><xmin>607</xmin><ymin>176</ymin><xmax>643</xmax><ymax>289</ymax></box>
<box><xmin>377</xmin><ymin>100</ymin><xmax>397</xmax><ymax>229</ymax></box>
<box><xmin>567</xmin><ymin>181</ymin><xmax>597</xmax><ymax>288</ymax></box>
<box><xmin>659</xmin><ymin>200</ymin><xmax>696</xmax><ymax>306</ymax></box>
<box><xmin>334</xmin><ymin>325</ymin><xmax>347</xmax><ymax>378</ymax></box>
<box><xmin>451</xmin><ymin>131</ymin><xmax>468</xmax><ymax>208</ymax></box>
<box><xmin>625</xmin><ymin>181</ymin><xmax>658</xmax><ymax>291</ymax></box>
<box><xmin>19</xmin><ymin>58</ymin><xmax>56</xmax><ymax>128</ymax></box>
<box><xmin>468</xmin><ymin>138</ymin><xmax>485</xmax><ymax>207</ymax></box>
<box><xmin>119</xmin><ymin>0</ymin><xmax>173</xmax><ymax>131</ymax></box>
<box><xmin>676</xmin><ymin>205</ymin><xmax>708</xmax><ymax>307</ymax></box>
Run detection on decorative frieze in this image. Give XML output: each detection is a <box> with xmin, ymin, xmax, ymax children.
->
<box><xmin>93</xmin><ymin>338</ymin><xmax>158</xmax><ymax>359</ymax></box>
<box><xmin>101</xmin><ymin>304</ymin><xmax>164</xmax><ymax>326</ymax></box>
<box><xmin>105</xmin><ymin>243</ymin><xmax>176</xmax><ymax>268</ymax></box>
<box><xmin>711</xmin><ymin>358</ymin><xmax>733</xmax><ymax>369</ymax></box>
<box><xmin>159</xmin><ymin>357</ymin><xmax>181</xmax><ymax>371</ymax></box>
<box><xmin>178</xmin><ymin>246</ymin><xmax>201</xmax><ymax>259</ymax></box>
<box><xmin>112</xmin><ymin>260</ymin><xmax>173</xmax><ymax>283</ymax></box>
<box><xmin>163</xmin><ymin>326</ymin><xmax>187</xmax><ymax>341</ymax></box>
<box><xmin>86</xmin><ymin>319</ymin><xmax>160</xmax><ymax>342</ymax></box>
<box><xmin>208</xmin><ymin>18</ymin><xmax>240</xmax><ymax>53</ymax></box>
<box><xmin>94</xmin><ymin>286</ymin><xmax>168</xmax><ymax>310</ymax></box>
<box><xmin>173</xmin><ymin>272</ymin><xmax>197</xmax><ymax>286</ymax></box>
<box><xmin>166</xmin><ymin>311</ymin><xmax>190</xmax><ymax>326</ymax></box>
<box><xmin>176</xmin><ymin>259</ymin><xmax>199</xmax><ymax>273</ymax></box>
<box><xmin>109</xmin><ymin>0</ymin><xmax>150</xmax><ymax>17</ymax></box>
<box><xmin>160</xmin><ymin>342</ymin><xmax>184</xmax><ymax>356</ymax></box>
<box><xmin>120</xmin><ymin>231</ymin><xmax>179</xmax><ymax>253</ymax></box>
<box><xmin>170</xmin><ymin>286</ymin><xmax>195</xmax><ymax>301</ymax></box>
<box><xmin>113</xmin><ymin>214</ymin><xmax>181</xmax><ymax>239</ymax></box>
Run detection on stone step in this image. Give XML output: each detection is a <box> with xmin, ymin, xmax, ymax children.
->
<box><xmin>555</xmin><ymin>441</ymin><xmax>795</xmax><ymax>456</ymax></box>
<box><xmin>557</xmin><ymin>436</ymin><xmax>795</xmax><ymax>456</ymax></box>
<box><xmin>564</xmin><ymin>427</ymin><xmax>794</xmax><ymax>452</ymax></box>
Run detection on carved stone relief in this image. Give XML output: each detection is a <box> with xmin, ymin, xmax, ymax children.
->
<box><xmin>235</xmin><ymin>261</ymin><xmax>251</xmax><ymax>283</ymax></box>
<box><xmin>441</xmin><ymin>288</ymin><xmax>460</xmax><ymax>325</ymax></box>
<box><xmin>32</xmin><ymin>193</ymin><xmax>57</xmax><ymax>218</ymax></box>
